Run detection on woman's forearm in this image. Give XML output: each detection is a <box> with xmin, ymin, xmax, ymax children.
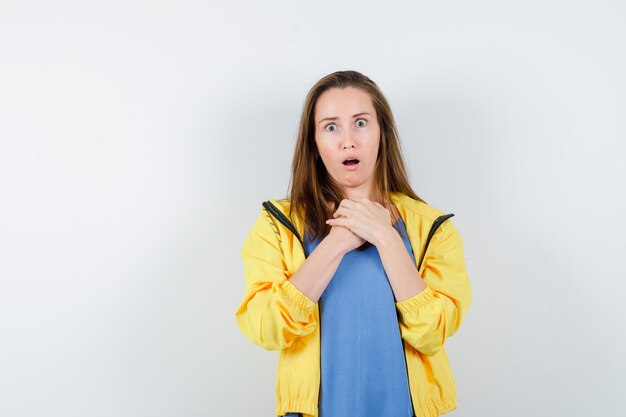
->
<box><xmin>288</xmin><ymin>236</ymin><xmax>346</xmax><ymax>303</ymax></box>
<box><xmin>375</xmin><ymin>227</ymin><xmax>427</xmax><ymax>302</ymax></box>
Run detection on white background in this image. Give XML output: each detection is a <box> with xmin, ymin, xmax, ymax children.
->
<box><xmin>1</xmin><ymin>1</ymin><xmax>625</xmax><ymax>416</ymax></box>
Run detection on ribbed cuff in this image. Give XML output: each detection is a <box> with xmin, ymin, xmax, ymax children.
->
<box><xmin>283</xmin><ymin>279</ymin><xmax>317</xmax><ymax>316</ymax></box>
<box><xmin>276</xmin><ymin>399</ymin><xmax>318</xmax><ymax>417</ymax></box>
<box><xmin>395</xmin><ymin>285</ymin><xmax>435</xmax><ymax>315</ymax></box>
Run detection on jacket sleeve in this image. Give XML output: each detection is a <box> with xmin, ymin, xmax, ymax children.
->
<box><xmin>395</xmin><ymin>219</ymin><xmax>472</xmax><ymax>356</ymax></box>
<box><xmin>234</xmin><ymin>208</ymin><xmax>318</xmax><ymax>351</ymax></box>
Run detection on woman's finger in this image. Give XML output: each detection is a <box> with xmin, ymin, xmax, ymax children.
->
<box><xmin>326</xmin><ymin>217</ymin><xmax>349</xmax><ymax>227</ymax></box>
<box><xmin>339</xmin><ymin>198</ymin><xmax>357</xmax><ymax>210</ymax></box>
<box><xmin>332</xmin><ymin>206</ymin><xmax>350</xmax><ymax>218</ymax></box>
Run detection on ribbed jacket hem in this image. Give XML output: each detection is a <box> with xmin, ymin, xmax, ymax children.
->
<box><xmin>275</xmin><ymin>399</ymin><xmax>317</xmax><ymax>417</ymax></box>
<box><xmin>274</xmin><ymin>395</ymin><xmax>457</xmax><ymax>417</ymax></box>
<box><xmin>415</xmin><ymin>395</ymin><xmax>457</xmax><ymax>417</ymax></box>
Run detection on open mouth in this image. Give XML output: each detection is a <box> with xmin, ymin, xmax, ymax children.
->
<box><xmin>343</xmin><ymin>158</ymin><xmax>360</xmax><ymax>166</ymax></box>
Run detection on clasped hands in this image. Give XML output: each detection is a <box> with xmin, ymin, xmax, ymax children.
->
<box><xmin>326</xmin><ymin>197</ymin><xmax>396</xmax><ymax>248</ymax></box>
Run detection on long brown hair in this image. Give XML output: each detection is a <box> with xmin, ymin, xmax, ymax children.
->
<box><xmin>287</xmin><ymin>70</ymin><xmax>425</xmax><ymax>244</ymax></box>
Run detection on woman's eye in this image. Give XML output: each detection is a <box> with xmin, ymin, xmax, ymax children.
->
<box><xmin>325</xmin><ymin>123</ymin><xmax>337</xmax><ymax>132</ymax></box>
<box><xmin>356</xmin><ymin>118</ymin><xmax>367</xmax><ymax>127</ymax></box>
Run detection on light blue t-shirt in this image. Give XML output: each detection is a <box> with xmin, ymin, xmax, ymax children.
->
<box><xmin>283</xmin><ymin>217</ymin><xmax>415</xmax><ymax>417</ymax></box>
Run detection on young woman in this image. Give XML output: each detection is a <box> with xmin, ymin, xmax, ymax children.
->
<box><xmin>235</xmin><ymin>70</ymin><xmax>472</xmax><ymax>417</ymax></box>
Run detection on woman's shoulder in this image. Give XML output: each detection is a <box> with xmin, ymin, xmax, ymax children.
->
<box><xmin>390</xmin><ymin>192</ymin><xmax>462</xmax><ymax>245</ymax></box>
<box><xmin>389</xmin><ymin>192</ymin><xmax>447</xmax><ymax>222</ymax></box>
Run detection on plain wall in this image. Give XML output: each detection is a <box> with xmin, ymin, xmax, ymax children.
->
<box><xmin>1</xmin><ymin>1</ymin><xmax>624</xmax><ymax>416</ymax></box>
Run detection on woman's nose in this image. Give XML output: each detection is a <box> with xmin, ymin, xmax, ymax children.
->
<box><xmin>342</xmin><ymin>133</ymin><xmax>356</xmax><ymax>149</ymax></box>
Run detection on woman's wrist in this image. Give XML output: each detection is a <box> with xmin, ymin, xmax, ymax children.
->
<box><xmin>373</xmin><ymin>224</ymin><xmax>400</xmax><ymax>249</ymax></box>
<box><xmin>322</xmin><ymin>231</ymin><xmax>350</xmax><ymax>257</ymax></box>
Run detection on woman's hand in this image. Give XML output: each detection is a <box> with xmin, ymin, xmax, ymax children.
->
<box><xmin>326</xmin><ymin>197</ymin><xmax>395</xmax><ymax>247</ymax></box>
<box><xmin>326</xmin><ymin>221</ymin><xmax>366</xmax><ymax>255</ymax></box>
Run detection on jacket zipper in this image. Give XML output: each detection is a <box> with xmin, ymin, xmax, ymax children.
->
<box><xmin>416</xmin><ymin>213</ymin><xmax>454</xmax><ymax>271</ymax></box>
<box><xmin>262</xmin><ymin>201</ymin><xmax>306</xmax><ymax>255</ymax></box>
<box><xmin>406</xmin><ymin>212</ymin><xmax>453</xmax><ymax>417</ymax></box>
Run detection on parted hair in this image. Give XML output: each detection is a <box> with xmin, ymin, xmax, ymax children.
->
<box><xmin>287</xmin><ymin>70</ymin><xmax>425</xmax><ymax>244</ymax></box>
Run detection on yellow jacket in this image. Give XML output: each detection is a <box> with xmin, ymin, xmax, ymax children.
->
<box><xmin>235</xmin><ymin>192</ymin><xmax>472</xmax><ymax>417</ymax></box>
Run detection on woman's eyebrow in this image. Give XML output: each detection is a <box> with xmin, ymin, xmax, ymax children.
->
<box><xmin>317</xmin><ymin>112</ymin><xmax>372</xmax><ymax>125</ymax></box>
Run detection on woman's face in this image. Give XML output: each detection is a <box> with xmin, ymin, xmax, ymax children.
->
<box><xmin>314</xmin><ymin>86</ymin><xmax>381</xmax><ymax>199</ymax></box>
